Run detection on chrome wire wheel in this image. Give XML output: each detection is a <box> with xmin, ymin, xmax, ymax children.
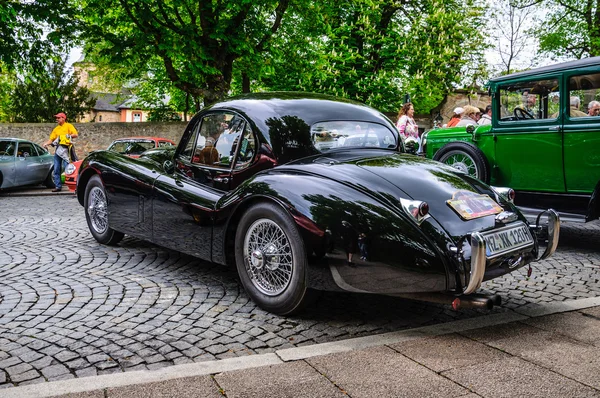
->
<box><xmin>243</xmin><ymin>218</ymin><xmax>293</xmax><ymax>296</ymax></box>
<box><xmin>439</xmin><ymin>150</ymin><xmax>479</xmax><ymax>177</ymax></box>
<box><xmin>87</xmin><ymin>186</ymin><xmax>108</xmax><ymax>234</ymax></box>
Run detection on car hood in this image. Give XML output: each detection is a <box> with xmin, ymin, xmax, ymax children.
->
<box><xmin>284</xmin><ymin>149</ymin><xmax>518</xmax><ymax>238</ymax></box>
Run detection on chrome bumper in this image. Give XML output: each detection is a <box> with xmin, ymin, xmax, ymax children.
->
<box><xmin>464</xmin><ymin>233</ymin><xmax>486</xmax><ymax>295</ymax></box>
<box><xmin>465</xmin><ymin>209</ymin><xmax>560</xmax><ymax>295</ymax></box>
<box><xmin>536</xmin><ymin>209</ymin><xmax>560</xmax><ymax>260</ymax></box>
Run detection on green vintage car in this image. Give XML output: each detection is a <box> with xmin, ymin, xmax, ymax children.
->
<box><xmin>422</xmin><ymin>57</ymin><xmax>600</xmax><ymax>223</ymax></box>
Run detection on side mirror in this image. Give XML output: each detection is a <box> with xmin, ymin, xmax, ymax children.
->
<box><xmin>163</xmin><ymin>160</ymin><xmax>175</xmax><ymax>174</ymax></box>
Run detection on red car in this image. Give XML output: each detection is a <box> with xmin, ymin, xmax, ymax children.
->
<box><xmin>65</xmin><ymin>137</ymin><xmax>176</xmax><ymax>191</ymax></box>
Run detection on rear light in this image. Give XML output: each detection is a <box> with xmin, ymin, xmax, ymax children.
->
<box><xmin>400</xmin><ymin>198</ymin><xmax>430</xmax><ymax>225</ymax></box>
<box><xmin>492</xmin><ymin>186</ymin><xmax>515</xmax><ymax>203</ymax></box>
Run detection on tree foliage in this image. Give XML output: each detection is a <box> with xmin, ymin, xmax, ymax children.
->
<box><xmin>8</xmin><ymin>58</ymin><xmax>96</xmax><ymax>122</ymax></box>
<box><xmin>243</xmin><ymin>0</ymin><xmax>486</xmax><ymax>114</ymax></box>
<box><xmin>0</xmin><ymin>0</ymin><xmax>77</xmax><ymax>73</ymax></box>
<box><xmin>514</xmin><ymin>0</ymin><xmax>600</xmax><ymax>59</ymax></box>
<box><xmin>77</xmin><ymin>0</ymin><xmax>293</xmax><ymax>107</ymax></box>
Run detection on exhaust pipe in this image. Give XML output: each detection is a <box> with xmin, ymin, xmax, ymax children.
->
<box><xmin>396</xmin><ymin>292</ymin><xmax>501</xmax><ymax>310</ymax></box>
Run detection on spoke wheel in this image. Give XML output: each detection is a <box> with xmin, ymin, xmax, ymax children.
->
<box><xmin>84</xmin><ymin>174</ymin><xmax>124</xmax><ymax>245</ymax></box>
<box><xmin>88</xmin><ymin>186</ymin><xmax>109</xmax><ymax>235</ymax></box>
<box><xmin>235</xmin><ymin>202</ymin><xmax>309</xmax><ymax>315</ymax></box>
<box><xmin>244</xmin><ymin>219</ymin><xmax>293</xmax><ymax>296</ymax></box>
<box><xmin>439</xmin><ymin>150</ymin><xmax>479</xmax><ymax>177</ymax></box>
<box><xmin>433</xmin><ymin>141</ymin><xmax>490</xmax><ymax>183</ymax></box>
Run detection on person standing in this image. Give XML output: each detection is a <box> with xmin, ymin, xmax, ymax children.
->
<box><xmin>43</xmin><ymin>112</ymin><xmax>78</xmax><ymax>192</ymax></box>
<box><xmin>395</xmin><ymin>103</ymin><xmax>419</xmax><ymax>140</ymax></box>
<box><xmin>478</xmin><ymin>104</ymin><xmax>492</xmax><ymax>125</ymax></box>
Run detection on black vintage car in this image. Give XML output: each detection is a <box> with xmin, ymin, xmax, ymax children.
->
<box><xmin>76</xmin><ymin>92</ymin><xmax>559</xmax><ymax>315</ymax></box>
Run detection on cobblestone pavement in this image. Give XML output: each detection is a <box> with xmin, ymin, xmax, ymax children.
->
<box><xmin>1</xmin><ymin>195</ymin><xmax>599</xmax><ymax>388</ymax></box>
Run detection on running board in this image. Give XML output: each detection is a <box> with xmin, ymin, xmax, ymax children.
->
<box><xmin>518</xmin><ymin>206</ymin><xmax>586</xmax><ymax>224</ymax></box>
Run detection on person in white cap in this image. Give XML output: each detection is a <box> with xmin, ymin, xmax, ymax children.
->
<box><xmin>446</xmin><ymin>107</ymin><xmax>464</xmax><ymax>127</ymax></box>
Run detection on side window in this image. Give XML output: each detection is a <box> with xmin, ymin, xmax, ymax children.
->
<box><xmin>179</xmin><ymin>120</ymin><xmax>202</xmax><ymax>161</ymax></box>
<box><xmin>17</xmin><ymin>143</ymin><xmax>36</xmax><ymax>158</ymax></box>
<box><xmin>193</xmin><ymin>112</ymin><xmax>240</xmax><ymax>167</ymax></box>
<box><xmin>34</xmin><ymin>144</ymin><xmax>47</xmax><ymax>155</ymax></box>
<box><xmin>498</xmin><ymin>78</ymin><xmax>559</xmax><ymax>122</ymax></box>
<box><xmin>569</xmin><ymin>73</ymin><xmax>600</xmax><ymax>119</ymax></box>
<box><xmin>234</xmin><ymin>123</ymin><xmax>257</xmax><ymax>170</ymax></box>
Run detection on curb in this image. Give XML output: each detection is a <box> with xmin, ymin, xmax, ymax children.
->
<box><xmin>4</xmin><ymin>296</ymin><xmax>600</xmax><ymax>398</ymax></box>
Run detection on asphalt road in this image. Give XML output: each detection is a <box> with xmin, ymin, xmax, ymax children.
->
<box><xmin>1</xmin><ymin>194</ymin><xmax>599</xmax><ymax>388</ymax></box>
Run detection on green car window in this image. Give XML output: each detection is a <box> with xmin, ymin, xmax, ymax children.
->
<box><xmin>498</xmin><ymin>78</ymin><xmax>559</xmax><ymax>121</ymax></box>
<box><xmin>569</xmin><ymin>73</ymin><xmax>600</xmax><ymax>118</ymax></box>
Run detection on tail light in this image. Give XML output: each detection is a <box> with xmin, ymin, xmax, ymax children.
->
<box><xmin>492</xmin><ymin>186</ymin><xmax>516</xmax><ymax>203</ymax></box>
<box><xmin>400</xmin><ymin>198</ymin><xmax>430</xmax><ymax>225</ymax></box>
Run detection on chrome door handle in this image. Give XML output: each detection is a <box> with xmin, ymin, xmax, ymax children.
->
<box><xmin>549</xmin><ymin>126</ymin><xmax>561</xmax><ymax>131</ymax></box>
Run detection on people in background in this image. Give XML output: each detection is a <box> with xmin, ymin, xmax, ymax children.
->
<box><xmin>395</xmin><ymin>103</ymin><xmax>419</xmax><ymax>140</ymax></box>
<box><xmin>587</xmin><ymin>100</ymin><xmax>600</xmax><ymax>116</ymax></box>
<box><xmin>478</xmin><ymin>104</ymin><xmax>492</xmax><ymax>125</ymax></box>
<box><xmin>42</xmin><ymin>112</ymin><xmax>78</xmax><ymax>192</ymax></box>
<box><xmin>455</xmin><ymin>105</ymin><xmax>479</xmax><ymax>127</ymax></box>
<box><xmin>446</xmin><ymin>107</ymin><xmax>464</xmax><ymax>127</ymax></box>
<box><xmin>570</xmin><ymin>96</ymin><xmax>588</xmax><ymax>117</ymax></box>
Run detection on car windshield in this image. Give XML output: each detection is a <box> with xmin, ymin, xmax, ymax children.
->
<box><xmin>311</xmin><ymin>121</ymin><xmax>397</xmax><ymax>152</ymax></box>
<box><xmin>0</xmin><ymin>140</ymin><xmax>16</xmax><ymax>157</ymax></box>
<box><xmin>108</xmin><ymin>140</ymin><xmax>155</xmax><ymax>155</ymax></box>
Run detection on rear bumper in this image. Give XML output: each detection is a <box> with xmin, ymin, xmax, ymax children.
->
<box><xmin>466</xmin><ymin>209</ymin><xmax>559</xmax><ymax>294</ymax></box>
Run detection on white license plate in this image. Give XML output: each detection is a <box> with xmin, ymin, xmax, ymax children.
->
<box><xmin>481</xmin><ymin>222</ymin><xmax>534</xmax><ymax>258</ymax></box>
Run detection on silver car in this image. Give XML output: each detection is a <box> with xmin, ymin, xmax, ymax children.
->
<box><xmin>0</xmin><ymin>138</ymin><xmax>55</xmax><ymax>189</ymax></box>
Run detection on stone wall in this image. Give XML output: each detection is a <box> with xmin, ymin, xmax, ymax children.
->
<box><xmin>0</xmin><ymin>122</ymin><xmax>188</xmax><ymax>157</ymax></box>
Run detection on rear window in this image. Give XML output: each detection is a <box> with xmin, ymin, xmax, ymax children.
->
<box><xmin>311</xmin><ymin>121</ymin><xmax>397</xmax><ymax>152</ymax></box>
<box><xmin>108</xmin><ymin>140</ymin><xmax>155</xmax><ymax>155</ymax></box>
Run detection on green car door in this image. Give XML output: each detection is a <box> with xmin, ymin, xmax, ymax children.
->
<box><xmin>490</xmin><ymin>75</ymin><xmax>565</xmax><ymax>192</ymax></box>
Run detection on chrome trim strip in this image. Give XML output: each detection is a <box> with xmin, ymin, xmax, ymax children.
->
<box><xmin>538</xmin><ymin>209</ymin><xmax>560</xmax><ymax>260</ymax></box>
<box><xmin>465</xmin><ymin>233</ymin><xmax>486</xmax><ymax>295</ymax></box>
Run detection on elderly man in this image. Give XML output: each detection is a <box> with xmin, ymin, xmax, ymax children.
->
<box><xmin>588</xmin><ymin>100</ymin><xmax>600</xmax><ymax>116</ymax></box>
<box><xmin>570</xmin><ymin>96</ymin><xmax>588</xmax><ymax>117</ymax></box>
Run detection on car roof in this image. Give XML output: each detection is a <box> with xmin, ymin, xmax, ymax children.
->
<box><xmin>206</xmin><ymin>92</ymin><xmax>395</xmax><ymax>143</ymax></box>
<box><xmin>0</xmin><ymin>137</ymin><xmax>32</xmax><ymax>142</ymax></box>
<box><xmin>489</xmin><ymin>56</ymin><xmax>600</xmax><ymax>83</ymax></box>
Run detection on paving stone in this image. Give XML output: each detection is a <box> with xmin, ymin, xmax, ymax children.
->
<box><xmin>2</xmin><ymin>196</ymin><xmax>600</xmax><ymax>389</ymax></box>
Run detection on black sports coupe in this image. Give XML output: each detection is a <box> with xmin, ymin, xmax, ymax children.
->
<box><xmin>76</xmin><ymin>92</ymin><xmax>559</xmax><ymax>315</ymax></box>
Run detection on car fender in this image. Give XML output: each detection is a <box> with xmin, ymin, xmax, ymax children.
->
<box><xmin>218</xmin><ymin>171</ymin><xmax>456</xmax><ymax>294</ymax></box>
<box><xmin>587</xmin><ymin>180</ymin><xmax>600</xmax><ymax>221</ymax></box>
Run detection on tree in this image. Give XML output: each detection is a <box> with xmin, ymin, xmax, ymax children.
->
<box><xmin>0</xmin><ymin>0</ymin><xmax>77</xmax><ymax>73</ymax></box>
<box><xmin>513</xmin><ymin>0</ymin><xmax>600</xmax><ymax>59</ymax></box>
<box><xmin>488</xmin><ymin>2</ymin><xmax>539</xmax><ymax>74</ymax></box>
<box><xmin>247</xmin><ymin>0</ymin><xmax>487</xmax><ymax>114</ymax></box>
<box><xmin>77</xmin><ymin>0</ymin><xmax>294</xmax><ymax>107</ymax></box>
<box><xmin>8</xmin><ymin>58</ymin><xmax>96</xmax><ymax>123</ymax></box>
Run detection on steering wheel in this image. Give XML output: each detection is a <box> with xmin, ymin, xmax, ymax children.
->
<box><xmin>514</xmin><ymin>107</ymin><xmax>534</xmax><ymax>120</ymax></box>
<box><xmin>0</xmin><ymin>151</ymin><xmax>7</xmax><ymax>156</ymax></box>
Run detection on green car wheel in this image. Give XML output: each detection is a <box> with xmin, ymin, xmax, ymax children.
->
<box><xmin>434</xmin><ymin>141</ymin><xmax>490</xmax><ymax>183</ymax></box>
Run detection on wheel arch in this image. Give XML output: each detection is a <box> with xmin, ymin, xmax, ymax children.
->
<box><xmin>77</xmin><ymin>167</ymin><xmax>101</xmax><ymax>205</ymax></box>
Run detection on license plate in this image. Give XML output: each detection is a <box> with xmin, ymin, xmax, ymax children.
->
<box><xmin>480</xmin><ymin>222</ymin><xmax>534</xmax><ymax>258</ymax></box>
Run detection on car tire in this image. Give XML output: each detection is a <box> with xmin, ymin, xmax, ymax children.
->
<box><xmin>84</xmin><ymin>174</ymin><xmax>124</xmax><ymax>245</ymax></box>
<box><xmin>43</xmin><ymin>169</ymin><xmax>55</xmax><ymax>188</ymax></box>
<box><xmin>433</xmin><ymin>141</ymin><xmax>490</xmax><ymax>183</ymax></box>
<box><xmin>235</xmin><ymin>202</ymin><xmax>310</xmax><ymax>315</ymax></box>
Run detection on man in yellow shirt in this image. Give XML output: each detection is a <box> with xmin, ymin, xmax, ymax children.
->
<box><xmin>43</xmin><ymin>112</ymin><xmax>78</xmax><ymax>192</ymax></box>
